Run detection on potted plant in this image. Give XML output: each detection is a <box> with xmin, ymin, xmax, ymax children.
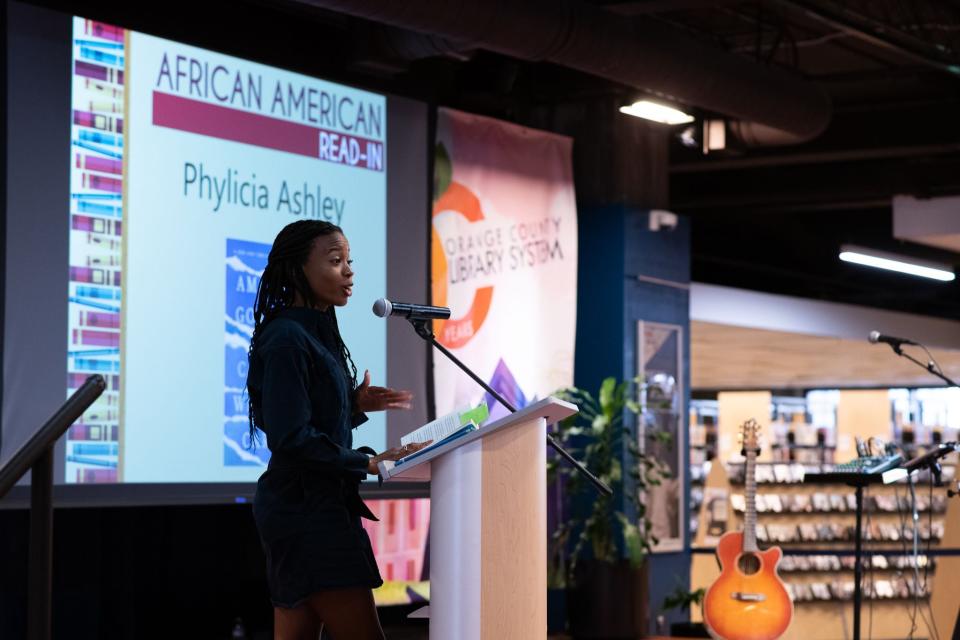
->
<box><xmin>550</xmin><ymin>376</ymin><xmax>671</xmax><ymax>640</ymax></box>
<box><xmin>661</xmin><ymin>585</ymin><xmax>709</xmax><ymax>638</ymax></box>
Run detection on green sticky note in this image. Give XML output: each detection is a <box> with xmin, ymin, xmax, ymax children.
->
<box><xmin>460</xmin><ymin>402</ymin><xmax>490</xmax><ymax>427</ymax></box>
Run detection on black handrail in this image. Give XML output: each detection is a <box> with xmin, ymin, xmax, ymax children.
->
<box><xmin>0</xmin><ymin>374</ymin><xmax>106</xmax><ymax>640</ymax></box>
<box><xmin>0</xmin><ymin>375</ymin><xmax>106</xmax><ymax>497</ymax></box>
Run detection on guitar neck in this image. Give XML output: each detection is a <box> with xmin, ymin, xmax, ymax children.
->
<box><xmin>743</xmin><ymin>447</ymin><xmax>759</xmax><ymax>553</ymax></box>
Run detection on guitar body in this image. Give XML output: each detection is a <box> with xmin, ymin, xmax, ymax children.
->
<box><xmin>703</xmin><ymin>531</ymin><xmax>793</xmax><ymax>640</ymax></box>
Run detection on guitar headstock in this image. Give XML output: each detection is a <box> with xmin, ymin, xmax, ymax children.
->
<box><xmin>740</xmin><ymin>419</ymin><xmax>762</xmax><ymax>455</ymax></box>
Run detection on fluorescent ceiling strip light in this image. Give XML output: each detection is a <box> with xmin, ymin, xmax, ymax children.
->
<box><xmin>839</xmin><ymin>244</ymin><xmax>955</xmax><ymax>282</ymax></box>
<box><xmin>619</xmin><ymin>100</ymin><xmax>694</xmax><ymax>125</ymax></box>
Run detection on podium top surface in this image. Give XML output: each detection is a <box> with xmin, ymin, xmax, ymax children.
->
<box><xmin>378</xmin><ymin>396</ymin><xmax>578</xmax><ymax>482</ymax></box>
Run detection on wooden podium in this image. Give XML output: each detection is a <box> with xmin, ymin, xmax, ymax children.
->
<box><xmin>378</xmin><ymin>396</ymin><xmax>578</xmax><ymax>640</ymax></box>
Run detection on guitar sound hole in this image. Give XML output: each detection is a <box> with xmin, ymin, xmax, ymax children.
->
<box><xmin>737</xmin><ymin>553</ymin><xmax>761</xmax><ymax>575</ymax></box>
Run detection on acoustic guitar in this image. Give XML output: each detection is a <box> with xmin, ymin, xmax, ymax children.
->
<box><xmin>703</xmin><ymin>419</ymin><xmax>793</xmax><ymax>640</ymax></box>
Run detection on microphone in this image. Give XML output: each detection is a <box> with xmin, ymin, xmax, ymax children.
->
<box><xmin>882</xmin><ymin>443</ymin><xmax>959</xmax><ymax>485</ymax></box>
<box><xmin>900</xmin><ymin>442</ymin><xmax>959</xmax><ymax>473</ymax></box>
<box><xmin>868</xmin><ymin>331</ymin><xmax>919</xmax><ymax>348</ymax></box>
<box><xmin>372</xmin><ymin>298</ymin><xmax>451</xmax><ymax>321</ymax></box>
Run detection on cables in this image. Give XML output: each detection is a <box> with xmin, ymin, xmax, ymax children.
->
<box><xmin>921</xmin><ymin>474</ymin><xmax>940</xmax><ymax>640</ymax></box>
<box><xmin>905</xmin><ymin>472</ymin><xmax>941</xmax><ymax>640</ymax></box>
<box><xmin>891</xmin><ymin>440</ymin><xmax>921</xmax><ymax>640</ymax></box>
<box><xmin>895</xmin><ymin>481</ymin><xmax>920</xmax><ymax>640</ymax></box>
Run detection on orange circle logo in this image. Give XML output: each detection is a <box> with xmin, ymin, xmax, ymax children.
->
<box><xmin>431</xmin><ymin>181</ymin><xmax>494</xmax><ymax>349</ymax></box>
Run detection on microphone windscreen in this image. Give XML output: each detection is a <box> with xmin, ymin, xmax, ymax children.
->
<box><xmin>868</xmin><ymin>330</ymin><xmax>881</xmax><ymax>344</ymax></box>
<box><xmin>372</xmin><ymin>298</ymin><xmax>392</xmax><ymax>318</ymax></box>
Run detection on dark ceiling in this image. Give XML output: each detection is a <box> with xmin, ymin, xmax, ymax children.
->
<box><xmin>273</xmin><ymin>0</ymin><xmax>960</xmax><ymax>321</ymax></box>
<box><xmin>646</xmin><ymin>0</ymin><xmax>960</xmax><ymax>321</ymax></box>
<box><xmin>39</xmin><ymin>0</ymin><xmax>960</xmax><ymax>321</ymax></box>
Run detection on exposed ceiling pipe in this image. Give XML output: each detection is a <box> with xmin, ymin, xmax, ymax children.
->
<box><xmin>673</xmin><ymin>143</ymin><xmax>960</xmax><ymax>173</ymax></box>
<box><xmin>292</xmin><ymin>0</ymin><xmax>832</xmax><ymax>141</ymax></box>
<box><xmin>774</xmin><ymin>0</ymin><xmax>960</xmax><ymax>77</ymax></box>
<box><xmin>727</xmin><ymin>121</ymin><xmax>810</xmax><ymax>147</ymax></box>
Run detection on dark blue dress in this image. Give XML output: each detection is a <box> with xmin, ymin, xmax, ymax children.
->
<box><xmin>248</xmin><ymin>307</ymin><xmax>383</xmax><ymax>608</ymax></box>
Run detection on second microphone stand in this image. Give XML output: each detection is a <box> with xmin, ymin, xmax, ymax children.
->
<box><xmin>868</xmin><ymin>338</ymin><xmax>958</xmax><ymax>640</ymax></box>
<box><xmin>887</xmin><ymin>342</ymin><xmax>958</xmax><ymax>388</ymax></box>
<box><xmin>408</xmin><ymin>318</ymin><xmax>612</xmax><ymax>497</ymax></box>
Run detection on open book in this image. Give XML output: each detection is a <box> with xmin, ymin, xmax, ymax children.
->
<box><xmin>396</xmin><ymin>402</ymin><xmax>490</xmax><ymax>465</ymax></box>
<box><xmin>400</xmin><ymin>402</ymin><xmax>489</xmax><ymax>446</ymax></box>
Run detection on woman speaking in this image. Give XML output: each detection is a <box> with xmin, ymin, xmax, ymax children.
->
<box><xmin>246</xmin><ymin>220</ymin><xmax>430</xmax><ymax>639</ymax></box>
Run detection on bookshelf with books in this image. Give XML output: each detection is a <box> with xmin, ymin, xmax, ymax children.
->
<box><xmin>688</xmin><ymin>388</ymin><xmax>960</xmax><ymax>545</ymax></box>
<box><xmin>689</xmin><ymin>399</ymin><xmax>718</xmax><ymax>538</ymax></box>
<box><xmin>690</xmin><ymin>457</ymin><xmax>960</xmax><ymax>639</ymax></box>
<box><xmin>690</xmin><ymin>399</ymin><xmax>719</xmax><ymax>477</ymax></box>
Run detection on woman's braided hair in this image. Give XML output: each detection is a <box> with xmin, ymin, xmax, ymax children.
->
<box><xmin>246</xmin><ymin>220</ymin><xmax>358</xmax><ymax>448</ymax></box>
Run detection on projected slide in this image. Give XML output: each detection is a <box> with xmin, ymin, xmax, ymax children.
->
<box><xmin>67</xmin><ymin>19</ymin><xmax>387</xmax><ymax>483</ymax></box>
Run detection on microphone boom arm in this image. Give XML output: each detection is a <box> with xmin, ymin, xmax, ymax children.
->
<box><xmin>408</xmin><ymin>318</ymin><xmax>613</xmax><ymax>497</ymax></box>
<box><xmin>883</xmin><ymin>341</ymin><xmax>959</xmax><ymax>387</ymax></box>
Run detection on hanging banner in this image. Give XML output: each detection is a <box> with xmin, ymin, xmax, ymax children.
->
<box><xmin>431</xmin><ymin>108</ymin><xmax>577</xmax><ymax>419</ymax></box>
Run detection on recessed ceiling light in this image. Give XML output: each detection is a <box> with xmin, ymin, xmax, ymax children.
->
<box><xmin>619</xmin><ymin>100</ymin><xmax>694</xmax><ymax>125</ymax></box>
<box><xmin>839</xmin><ymin>244</ymin><xmax>955</xmax><ymax>282</ymax></box>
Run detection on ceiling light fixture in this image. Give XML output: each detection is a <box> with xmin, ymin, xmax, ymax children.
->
<box><xmin>839</xmin><ymin>244</ymin><xmax>955</xmax><ymax>282</ymax></box>
<box><xmin>619</xmin><ymin>100</ymin><xmax>694</xmax><ymax>125</ymax></box>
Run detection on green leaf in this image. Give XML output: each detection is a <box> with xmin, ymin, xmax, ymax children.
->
<box><xmin>598</xmin><ymin>377</ymin><xmax>617</xmax><ymax>411</ymax></box>
<box><xmin>609</xmin><ymin>459</ymin><xmax>622</xmax><ymax>483</ymax></box>
<box><xmin>616</xmin><ymin>512</ymin><xmax>646</xmax><ymax>568</ymax></box>
<box><xmin>651</xmin><ymin>430</ymin><xmax>674</xmax><ymax>446</ymax></box>
<box><xmin>433</xmin><ymin>142</ymin><xmax>452</xmax><ymax>201</ymax></box>
<box><xmin>662</xmin><ymin>586</ymin><xmax>705</xmax><ymax>613</ymax></box>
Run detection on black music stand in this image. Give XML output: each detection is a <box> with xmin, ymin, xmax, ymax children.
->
<box><xmin>804</xmin><ymin>464</ymin><xmax>898</xmax><ymax>640</ymax></box>
<box><xmin>809</xmin><ymin>445</ymin><xmax>957</xmax><ymax>640</ymax></box>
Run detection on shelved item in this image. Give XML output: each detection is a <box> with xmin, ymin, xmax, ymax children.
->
<box><xmin>731</xmin><ymin>490</ymin><xmax>947</xmax><ymax>516</ymax></box>
<box><xmin>690</xmin><ymin>399</ymin><xmax>718</xmax><ymax>472</ymax></box>
<box><xmin>777</xmin><ymin>554</ymin><xmax>933</xmax><ymax>573</ymax></box>
<box><xmin>785</xmin><ymin>577</ymin><xmax>929</xmax><ymax>603</ymax></box>
<box><xmin>689</xmin><ymin>399</ymin><xmax>718</xmax><ymax>538</ymax></box>
<box><xmin>770</xmin><ymin>442</ymin><xmax>835</xmax><ymax>465</ymax></box>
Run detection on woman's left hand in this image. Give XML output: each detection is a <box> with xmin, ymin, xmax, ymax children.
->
<box><xmin>355</xmin><ymin>370</ymin><xmax>413</xmax><ymax>413</ymax></box>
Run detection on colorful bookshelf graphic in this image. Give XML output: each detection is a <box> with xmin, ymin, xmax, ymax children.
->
<box><xmin>362</xmin><ymin>498</ymin><xmax>432</xmax><ymax>605</ymax></box>
<box><xmin>66</xmin><ymin>18</ymin><xmax>126</xmax><ymax>483</ymax></box>
<box><xmin>224</xmin><ymin>239</ymin><xmax>270</xmax><ymax>466</ymax></box>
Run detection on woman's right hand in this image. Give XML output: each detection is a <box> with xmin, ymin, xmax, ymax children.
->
<box><xmin>367</xmin><ymin>440</ymin><xmax>433</xmax><ymax>475</ymax></box>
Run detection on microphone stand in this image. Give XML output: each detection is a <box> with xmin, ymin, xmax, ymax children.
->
<box><xmin>895</xmin><ymin>443</ymin><xmax>960</xmax><ymax>486</ymax></box>
<box><xmin>885</xmin><ymin>342</ymin><xmax>958</xmax><ymax>388</ymax></box>
<box><xmin>841</xmin><ymin>446</ymin><xmax>960</xmax><ymax>640</ymax></box>
<box><xmin>867</xmin><ymin>340</ymin><xmax>958</xmax><ymax>640</ymax></box>
<box><xmin>408</xmin><ymin>318</ymin><xmax>613</xmax><ymax>497</ymax></box>
<box><xmin>876</xmin><ymin>339</ymin><xmax>959</xmax><ymax>489</ymax></box>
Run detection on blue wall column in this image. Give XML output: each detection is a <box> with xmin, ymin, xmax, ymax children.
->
<box><xmin>571</xmin><ymin>106</ymin><xmax>692</xmax><ymax>634</ymax></box>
